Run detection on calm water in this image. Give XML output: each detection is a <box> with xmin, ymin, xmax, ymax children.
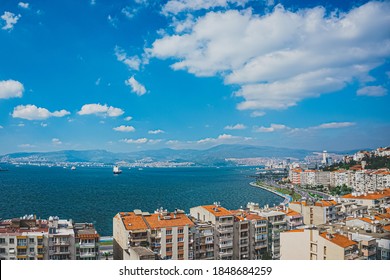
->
<box><xmin>0</xmin><ymin>166</ymin><xmax>283</xmax><ymax>236</ymax></box>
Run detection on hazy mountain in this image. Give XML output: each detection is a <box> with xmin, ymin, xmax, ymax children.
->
<box><xmin>0</xmin><ymin>144</ymin><xmax>323</xmax><ymax>166</ymax></box>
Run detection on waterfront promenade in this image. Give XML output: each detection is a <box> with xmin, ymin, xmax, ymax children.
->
<box><xmin>250</xmin><ymin>181</ymin><xmax>291</xmax><ymax>205</ymax></box>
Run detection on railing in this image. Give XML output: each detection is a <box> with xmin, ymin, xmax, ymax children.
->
<box><xmin>219</xmin><ymin>242</ymin><xmax>233</xmax><ymax>248</ymax></box>
<box><xmin>219</xmin><ymin>250</ymin><xmax>233</xmax><ymax>256</ymax></box>
<box><xmin>80</xmin><ymin>252</ymin><xmax>97</xmax><ymax>258</ymax></box>
<box><xmin>201</xmin><ymin>231</ymin><xmax>213</xmax><ymax>237</ymax></box>
<box><xmin>218</xmin><ymin>227</ymin><xmax>233</xmax><ymax>233</ymax></box>
<box><xmin>79</xmin><ymin>242</ymin><xmax>97</xmax><ymax>248</ymax></box>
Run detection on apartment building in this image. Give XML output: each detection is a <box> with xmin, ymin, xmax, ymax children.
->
<box><xmin>300</xmin><ymin>170</ymin><xmax>316</xmax><ymax>186</ymax></box>
<box><xmin>233</xmin><ymin>211</ymin><xmax>268</xmax><ymax>260</ymax></box>
<box><xmin>342</xmin><ymin>189</ymin><xmax>390</xmax><ymax>208</ymax></box>
<box><xmin>289</xmin><ymin>200</ymin><xmax>340</xmax><ymax>225</ymax></box>
<box><xmin>47</xmin><ymin>217</ymin><xmax>76</xmax><ymax>260</ymax></box>
<box><xmin>0</xmin><ymin>215</ymin><xmax>99</xmax><ymax>260</ymax></box>
<box><xmin>330</xmin><ymin>170</ymin><xmax>350</xmax><ymax>187</ymax></box>
<box><xmin>0</xmin><ymin>216</ymin><xmax>47</xmax><ymax>260</ymax></box>
<box><xmin>190</xmin><ymin>204</ymin><xmax>234</xmax><ymax>260</ymax></box>
<box><xmin>281</xmin><ymin>229</ymin><xmax>360</xmax><ymax>260</ymax></box>
<box><xmin>281</xmin><ymin>208</ymin><xmax>304</xmax><ymax>230</ymax></box>
<box><xmin>193</xmin><ymin>222</ymin><xmax>214</xmax><ymax>260</ymax></box>
<box><xmin>74</xmin><ymin>223</ymin><xmax>100</xmax><ymax>260</ymax></box>
<box><xmin>289</xmin><ymin>169</ymin><xmax>302</xmax><ymax>185</ymax></box>
<box><xmin>232</xmin><ymin>214</ymin><xmax>250</xmax><ymax>260</ymax></box>
<box><xmin>256</xmin><ymin>210</ymin><xmax>286</xmax><ymax>260</ymax></box>
<box><xmin>113</xmin><ymin>208</ymin><xmax>195</xmax><ymax>260</ymax></box>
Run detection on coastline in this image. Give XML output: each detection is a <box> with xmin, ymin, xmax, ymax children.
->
<box><xmin>250</xmin><ymin>181</ymin><xmax>291</xmax><ymax>205</ymax></box>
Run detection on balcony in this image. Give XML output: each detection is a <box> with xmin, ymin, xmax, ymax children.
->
<box><xmin>219</xmin><ymin>236</ymin><xmax>232</xmax><ymax>242</ymax></box>
<box><xmin>254</xmin><ymin>223</ymin><xmax>266</xmax><ymax>228</ymax></box>
<box><xmin>219</xmin><ymin>242</ymin><xmax>233</xmax><ymax>249</ymax></box>
<box><xmin>239</xmin><ymin>240</ymin><xmax>249</xmax><ymax>247</ymax></box>
<box><xmin>79</xmin><ymin>242</ymin><xmax>97</xmax><ymax>248</ymax></box>
<box><xmin>219</xmin><ymin>250</ymin><xmax>233</xmax><ymax>257</ymax></box>
<box><xmin>80</xmin><ymin>252</ymin><xmax>97</xmax><ymax>258</ymax></box>
<box><xmin>218</xmin><ymin>227</ymin><xmax>233</xmax><ymax>234</ymax></box>
<box><xmin>152</xmin><ymin>242</ymin><xmax>161</xmax><ymax>247</ymax></box>
<box><xmin>201</xmin><ymin>231</ymin><xmax>213</xmax><ymax>237</ymax></box>
<box><xmin>49</xmin><ymin>241</ymin><xmax>70</xmax><ymax>246</ymax></box>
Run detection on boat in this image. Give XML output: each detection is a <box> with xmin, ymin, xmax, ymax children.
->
<box><xmin>71</xmin><ymin>166</ymin><xmax>76</xmax><ymax>170</ymax></box>
<box><xmin>113</xmin><ymin>165</ymin><xmax>122</xmax><ymax>174</ymax></box>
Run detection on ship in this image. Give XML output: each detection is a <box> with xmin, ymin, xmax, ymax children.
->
<box><xmin>113</xmin><ymin>165</ymin><xmax>122</xmax><ymax>174</ymax></box>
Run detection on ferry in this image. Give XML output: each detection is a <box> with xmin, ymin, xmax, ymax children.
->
<box><xmin>113</xmin><ymin>165</ymin><xmax>122</xmax><ymax>174</ymax></box>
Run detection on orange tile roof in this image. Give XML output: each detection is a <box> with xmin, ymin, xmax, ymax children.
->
<box><xmin>383</xmin><ymin>225</ymin><xmax>390</xmax><ymax>232</ymax></box>
<box><xmin>359</xmin><ymin>217</ymin><xmax>376</xmax><ymax>224</ymax></box>
<box><xmin>119</xmin><ymin>212</ymin><xmax>149</xmax><ymax>231</ymax></box>
<box><xmin>231</xmin><ymin>210</ymin><xmax>266</xmax><ymax>221</ymax></box>
<box><xmin>78</xmin><ymin>234</ymin><xmax>99</xmax><ymax>239</ymax></box>
<box><xmin>245</xmin><ymin>213</ymin><xmax>267</xmax><ymax>221</ymax></box>
<box><xmin>290</xmin><ymin>201</ymin><xmax>307</xmax><ymax>206</ymax></box>
<box><xmin>284</xmin><ymin>229</ymin><xmax>304</xmax><ymax>233</ymax></box>
<box><xmin>342</xmin><ymin>189</ymin><xmax>390</xmax><ymax>200</ymax></box>
<box><xmin>282</xmin><ymin>209</ymin><xmax>302</xmax><ymax>217</ymax></box>
<box><xmin>320</xmin><ymin>233</ymin><xmax>357</xmax><ymax>248</ymax></box>
<box><xmin>143</xmin><ymin>213</ymin><xmax>194</xmax><ymax>229</ymax></box>
<box><xmin>201</xmin><ymin>205</ymin><xmax>233</xmax><ymax>217</ymax></box>
<box><xmin>315</xmin><ymin>200</ymin><xmax>338</xmax><ymax>207</ymax></box>
<box><xmin>350</xmin><ymin>165</ymin><xmax>363</xmax><ymax>171</ymax></box>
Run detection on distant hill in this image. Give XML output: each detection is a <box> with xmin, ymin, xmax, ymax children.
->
<box><xmin>0</xmin><ymin>144</ymin><xmax>331</xmax><ymax>166</ymax></box>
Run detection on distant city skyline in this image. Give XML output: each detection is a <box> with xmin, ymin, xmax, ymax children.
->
<box><xmin>0</xmin><ymin>0</ymin><xmax>389</xmax><ymax>154</ymax></box>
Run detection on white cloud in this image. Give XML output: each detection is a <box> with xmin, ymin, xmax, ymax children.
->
<box><xmin>1</xmin><ymin>12</ymin><xmax>21</xmax><ymax>30</ymax></box>
<box><xmin>224</xmin><ymin>123</ymin><xmax>246</xmax><ymax>130</ymax></box>
<box><xmin>121</xmin><ymin>138</ymin><xmax>148</xmax><ymax>144</ymax></box>
<box><xmin>18</xmin><ymin>143</ymin><xmax>35</xmax><ymax>148</ymax></box>
<box><xmin>0</xmin><ymin>125</ymin><xmax>3</xmax><ymax>129</ymax></box>
<box><xmin>78</xmin><ymin>103</ymin><xmax>124</xmax><ymax>117</ymax></box>
<box><xmin>149</xmin><ymin>139</ymin><xmax>163</xmax><ymax>144</ymax></box>
<box><xmin>0</xmin><ymin>80</ymin><xmax>24</xmax><ymax>99</ymax></box>
<box><xmin>148</xmin><ymin>129</ymin><xmax>165</xmax><ymax>134</ymax></box>
<box><xmin>95</xmin><ymin>78</ymin><xmax>101</xmax><ymax>86</ymax></box>
<box><xmin>312</xmin><ymin>122</ymin><xmax>356</xmax><ymax>129</ymax></box>
<box><xmin>149</xmin><ymin>2</ymin><xmax>390</xmax><ymax>111</ymax></box>
<box><xmin>357</xmin><ymin>86</ymin><xmax>388</xmax><ymax>97</ymax></box>
<box><xmin>113</xmin><ymin>125</ymin><xmax>136</xmax><ymax>132</ymax></box>
<box><xmin>18</xmin><ymin>2</ymin><xmax>29</xmax><ymax>9</ymax></box>
<box><xmin>124</xmin><ymin>116</ymin><xmax>133</xmax><ymax>121</ymax></box>
<box><xmin>121</xmin><ymin>6</ymin><xmax>138</xmax><ymax>19</ymax></box>
<box><xmin>107</xmin><ymin>15</ymin><xmax>118</xmax><ymax>28</ymax></box>
<box><xmin>250</xmin><ymin>111</ymin><xmax>266</xmax><ymax>118</ymax></box>
<box><xmin>197</xmin><ymin>133</ymin><xmax>239</xmax><ymax>144</ymax></box>
<box><xmin>17</xmin><ymin>123</ymin><xmax>25</xmax><ymax>127</ymax></box>
<box><xmin>90</xmin><ymin>0</ymin><xmax>96</xmax><ymax>5</ymax></box>
<box><xmin>162</xmin><ymin>0</ymin><xmax>248</xmax><ymax>15</ymax></box>
<box><xmin>125</xmin><ymin>76</ymin><xmax>147</xmax><ymax>96</ymax></box>
<box><xmin>40</xmin><ymin>122</ymin><xmax>48</xmax><ymax>127</ymax></box>
<box><xmin>254</xmin><ymin>123</ymin><xmax>289</xmax><ymax>133</ymax></box>
<box><xmin>115</xmin><ymin>46</ymin><xmax>142</xmax><ymax>71</ymax></box>
<box><xmin>52</xmin><ymin>138</ymin><xmax>62</xmax><ymax>145</ymax></box>
<box><xmin>12</xmin><ymin>105</ymin><xmax>70</xmax><ymax>120</ymax></box>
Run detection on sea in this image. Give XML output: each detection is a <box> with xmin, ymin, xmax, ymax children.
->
<box><xmin>0</xmin><ymin>165</ymin><xmax>283</xmax><ymax>236</ymax></box>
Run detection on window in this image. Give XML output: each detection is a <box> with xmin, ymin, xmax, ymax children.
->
<box><xmin>29</xmin><ymin>238</ymin><xmax>34</xmax><ymax>243</ymax></box>
<box><xmin>0</xmin><ymin>238</ymin><xmax>5</xmax><ymax>244</ymax></box>
<box><xmin>9</xmin><ymin>238</ymin><xmax>14</xmax><ymax>244</ymax></box>
<box><xmin>178</xmin><ymin>246</ymin><xmax>183</xmax><ymax>250</ymax></box>
<box><xmin>166</xmin><ymin>230</ymin><xmax>172</xmax><ymax>235</ymax></box>
<box><xmin>166</xmin><ymin>247</ymin><xmax>172</xmax><ymax>252</ymax></box>
<box><xmin>178</xmin><ymin>254</ymin><xmax>184</xmax><ymax>259</ymax></box>
<box><xmin>178</xmin><ymin>228</ymin><xmax>184</xmax><ymax>234</ymax></box>
<box><xmin>178</xmin><ymin>237</ymin><xmax>184</xmax><ymax>242</ymax></box>
<box><xmin>166</xmin><ymin>239</ymin><xmax>172</xmax><ymax>244</ymax></box>
<box><xmin>0</xmin><ymin>248</ymin><xmax>6</xmax><ymax>254</ymax></box>
<box><xmin>29</xmin><ymin>248</ymin><xmax>35</xmax><ymax>253</ymax></box>
<box><xmin>324</xmin><ymin>246</ymin><xmax>327</xmax><ymax>255</ymax></box>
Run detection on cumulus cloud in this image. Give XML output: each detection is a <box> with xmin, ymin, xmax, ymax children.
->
<box><xmin>18</xmin><ymin>2</ymin><xmax>29</xmax><ymax>9</ymax></box>
<box><xmin>113</xmin><ymin>125</ymin><xmax>136</xmax><ymax>132</ymax></box>
<box><xmin>250</xmin><ymin>111</ymin><xmax>266</xmax><ymax>118</ymax></box>
<box><xmin>148</xmin><ymin>129</ymin><xmax>165</xmax><ymax>134</ymax></box>
<box><xmin>115</xmin><ymin>46</ymin><xmax>142</xmax><ymax>71</ymax></box>
<box><xmin>197</xmin><ymin>133</ymin><xmax>242</xmax><ymax>144</ymax></box>
<box><xmin>254</xmin><ymin>124</ymin><xmax>289</xmax><ymax>133</ymax></box>
<box><xmin>125</xmin><ymin>76</ymin><xmax>147</xmax><ymax>96</ymax></box>
<box><xmin>18</xmin><ymin>143</ymin><xmax>35</xmax><ymax>148</ymax></box>
<box><xmin>224</xmin><ymin>123</ymin><xmax>246</xmax><ymax>130</ymax></box>
<box><xmin>312</xmin><ymin>122</ymin><xmax>356</xmax><ymax>129</ymax></box>
<box><xmin>52</xmin><ymin>138</ymin><xmax>62</xmax><ymax>145</ymax></box>
<box><xmin>1</xmin><ymin>12</ymin><xmax>21</xmax><ymax>30</ymax></box>
<box><xmin>124</xmin><ymin>116</ymin><xmax>133</xmax><ymax>121</ymax></box>
<box><xmin>149</xmin><ymin>2</ymin><xmax>390</xmax><ymax>111</ymax></box>
<box><xmin>121</xmin><ymin>138</ymin><xmax>148</xmax><ymax>144</ymax></box>
<box><xmin>12</xmin><ymin>105</ymin><xmax>70</xmax><ymax>120</ymax></box>
<box><xmin>0</xmin><ymin>80</ymin><xmax>24</xmax><ymax>99</ymax></box>
<box><xmin>162</xmin><ymin>0</ymin><xmax>248</xmax><ymax>15</ymax></box>
<box><xmin>357</xmin><ymin>86</ymin><xmax>388</xmax><ymax>97</ymax></box>
<box><xmin>78</xmin><ymin>103</ymin><xmax>124</xmax><ymax>117</ymax></box>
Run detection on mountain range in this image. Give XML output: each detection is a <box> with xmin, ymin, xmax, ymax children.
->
<box><xmin>0</xmin><ymin>144</ymin><xmax>359</xmax><ymax>166</ymax></box>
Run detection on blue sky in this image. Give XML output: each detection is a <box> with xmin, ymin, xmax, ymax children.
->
<box><xmin>0</xmin><ymin>0</ymin><xmax>389</xmax><ymax>154</ymax></box>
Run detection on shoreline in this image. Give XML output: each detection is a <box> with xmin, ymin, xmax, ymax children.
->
<box><xmin>250</xmin><ymin>181</ymin><xmax>291</xmax><ymax>205</ymax></box>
